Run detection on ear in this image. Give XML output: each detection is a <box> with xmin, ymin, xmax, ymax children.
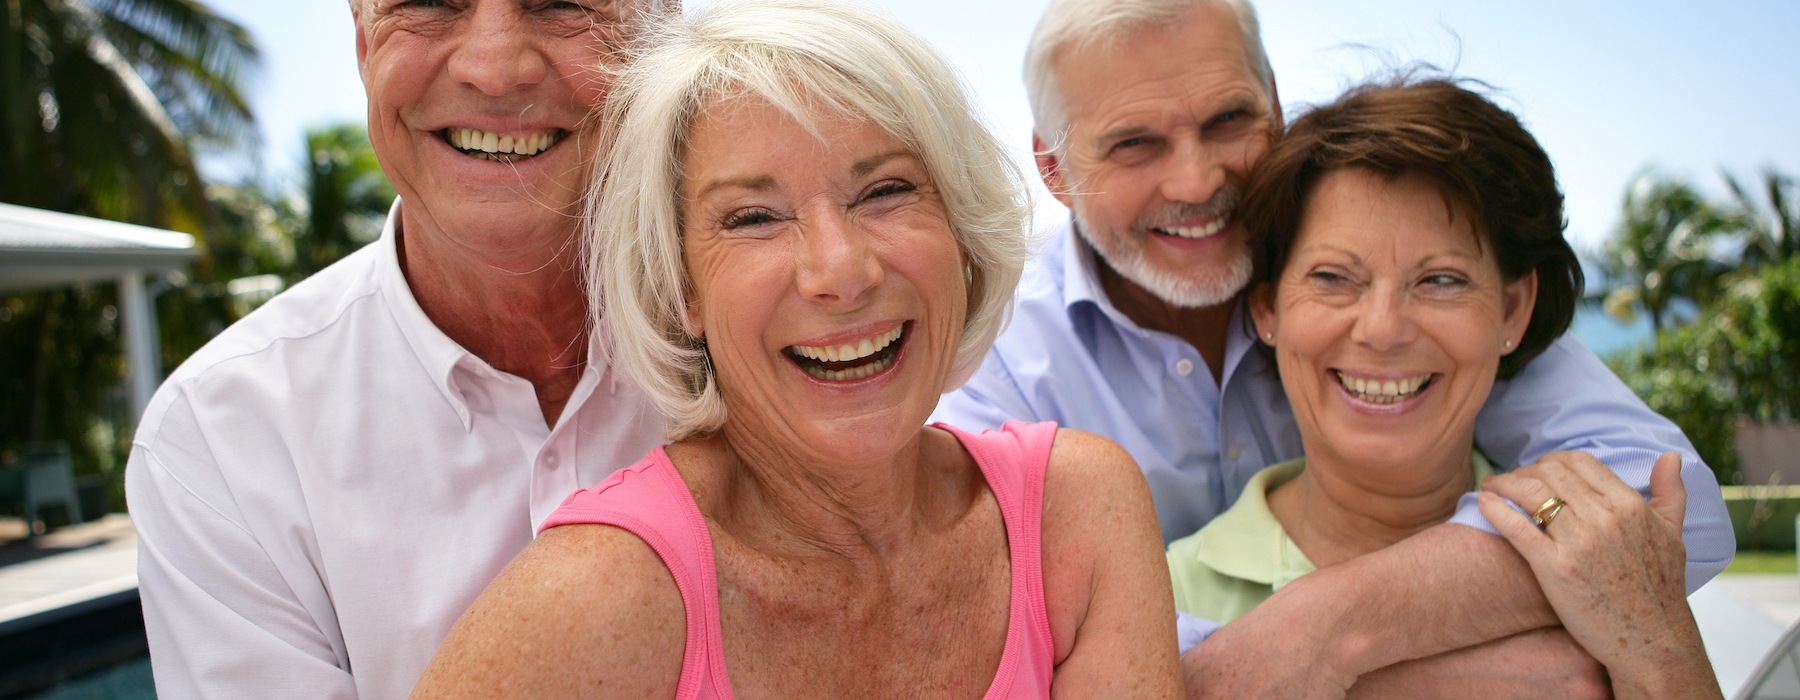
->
<box><xmin>354</xmin><ymin>10</ymin><xmax>370</xmax><ymax>84</ymax></box>
<box><xmin>1248</xmin><ymin>283</ymin><xmax>1278</xmax><ymax>345</ymax></box>
<box><xmin>1500</xmin><ymin>270</ymin><xmax>1538</xmax><ymax>355</ymax></box>
<box><xmin>682</xmin><ymin>294</ymin><xmax>705</xmax><ymax>341</ymax></box>
<box><xmin>1033</xmin><ymin>132</ymin><xmax>1076</xmax><ymax>210</ymax></box>
<box><xmin>1265</xmin><ymin>69</ymin><xmax>1284</xmax><ymax>133</ymax></box>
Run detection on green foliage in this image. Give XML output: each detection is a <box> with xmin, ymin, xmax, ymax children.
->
<box><xmin>1611</xmin><ymin>254</ymin><xmax>1800</xmax><ymax>485</ymax></box>
<box><xmin>292</xmin><ymin>124</ymin><xmax>396</xmax><ymax>280</ymax></box>
<box><xmin>1</xmin><ymin>124</ymin><xmax>393</xmax><ymax>511</ymax></box>
<box><xmin>1598</xmin><ymin>171</ymin><xmax>1732</xmax><ymax>332</ymax></box>
<box><xmin>0</xmin><ymin>0</ymin><xmax>259</xmax><ymax>230</ymax></box>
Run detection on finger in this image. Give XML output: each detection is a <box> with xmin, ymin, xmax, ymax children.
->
<box><xmin>1647</xmin><ymin>451</ymin><xmax>1688</xmax><ymax>529</ymax></box>
<box><xmin>1478</xmin><ymin>492</ymin><xmax>1554</xmax><ymax>561</ymax></box>
<box><xmin>1545</xmin><ymin>450</ymin><xmax>1642</xmax><ymax>502</ymax></box>
<box><xmin>1520</xmin><ymin>454</ymin><xmax>1606</xmax><ymax>516</ymax></box>
<box><xmin>1482</xmin><ymin>472</ymin><xmax>1565</xmax><ymax>528</ymax></box>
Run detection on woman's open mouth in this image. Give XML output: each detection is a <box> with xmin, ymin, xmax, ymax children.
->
<box><xmin>784</xmin><ymin>323</ymin><xmax>908</xmax><ymax>381</ymax></box>
<box><xmin>1334</xmin><ymin>370</ymin><xmax>1432</xmax><ymax>405</ymax></box>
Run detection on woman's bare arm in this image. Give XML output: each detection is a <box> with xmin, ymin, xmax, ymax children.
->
<box><xmin>1041</xmin><ymin>428</ymin><xmax>1183</xmax><ymax>699</ymax></box>
<box><xmin>410</xmin><ymin>524</ymin><xmax>686</xmax><ymax>699</ymax></box>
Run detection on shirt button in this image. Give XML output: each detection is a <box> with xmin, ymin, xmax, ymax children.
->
<box><xmin>1226</xmin><ymin>444</ymin><xmax>1241</xmax><ymax>461</ymax></box>
<box><xmin>544</xmin><ymin>451</ymin><xmax>561</xmax><ymax>469</ymax></box>
<box><xmin>1175</xmin><ymin>359</ymin><xmax>1194</xmax><ymax>376</ymax></box>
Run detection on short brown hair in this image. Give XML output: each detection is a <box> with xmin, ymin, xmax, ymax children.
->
<box><xmin>1240</xmin><ymin>77</ymin><xmax>1582</xmax><ymax>379</ymax></box>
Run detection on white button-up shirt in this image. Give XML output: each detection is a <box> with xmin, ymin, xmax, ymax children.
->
<box><xmin>127</xmin><ymin>200</ymin><xmax>665</xmax><ymax>699</ymax></box>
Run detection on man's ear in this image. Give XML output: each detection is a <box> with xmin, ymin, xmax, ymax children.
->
<box><xmin>353</xmin><ymin>8</ymin><xmax>370</xmax><ymax>84</ymax></box>
<box><xmin>1033</xmin><ymin>132</ymin><xmax>1076</xmax><ymax>210</ymax></box>
<box><xmin>1266</xmin><ymin>68</ymin><xmax>1284</xmax><ymax>132</ymax></box>
<box><xmin>1500</xmin><ymin>270</ymin><xmax>1538</xmax><ymax>355</ymax></box>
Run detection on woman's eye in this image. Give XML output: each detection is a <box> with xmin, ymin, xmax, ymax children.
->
<box><xmin>1420</xmin><ymin>274</ymin><xmax>1469</xmax><ymax>288</ymax></box>
<box><xmin>722</xmin><ymin>209</ymin><xmax>777</xmax><ymax>229</ymax></box>
<box><xmin>1308</xmin><ymin>270</ymin><xmax>1348</xmax><ymax>284</ymax></box>
<box><xmin>863</xmin><ymin>180</ymin><xmax>917</xmax><ymax>201</ymax></box>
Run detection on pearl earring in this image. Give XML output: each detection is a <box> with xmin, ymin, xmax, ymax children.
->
<box><xmin>1503</xmin><ymin>339</ymin><xmax>1514</xmax><ymax>349</ymax></box>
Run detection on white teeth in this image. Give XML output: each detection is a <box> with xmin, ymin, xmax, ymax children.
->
<box><xmin>1335</xmin><ymin>371</ymin><xmax>1430</xmax><ymax>404</ymax></box>
<box><xmin>789</xmin><ymin>326</ymin><xmax>905</xmax><ymax>380</ymax></box>
<box><xmin>447</xmin><ymin>127</ymin><xmax>561</xmax><ymax>157</ymax></box>
<box><xmin>1157</xmin><ymin>216</ymin><xmax>1228</xmax><ymax>239</ymax></box>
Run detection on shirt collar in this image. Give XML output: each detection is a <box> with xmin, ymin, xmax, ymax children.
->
<box><xmin>1054</xmin><ymin>218</ymin><xmax>1260</xmax><ymax>382</ymax></box>
<box><xmin>1187</xmin><ymin>451</ymin><xmax>1500</xmax><ymax>589</ymax></box>
<box><xmin>374</xmin><ymin>199</ymin><xmax>616</xmax><ymax>432</ymax></box>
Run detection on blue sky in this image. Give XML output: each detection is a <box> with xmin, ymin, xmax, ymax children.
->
<box><xmin>205</xmin><ymin>0</ymin><xmax>1798</xmax><ymax>261</ymax></box>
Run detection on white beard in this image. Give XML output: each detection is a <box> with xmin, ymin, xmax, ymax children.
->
<box><xmin>1073</xmin><ymin>212</ymin><xmax>1252</xmax><ymax>309</ymax></box>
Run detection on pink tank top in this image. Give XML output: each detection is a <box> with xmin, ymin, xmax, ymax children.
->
<box><xmin>539</xmin><ymin>420</ymin><xmax>1059</xmax><ymax>699</ymax></box>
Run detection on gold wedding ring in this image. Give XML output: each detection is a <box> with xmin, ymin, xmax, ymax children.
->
<box><xmin>1531</xmin><ymin>496</ymin><xmax>1567</xmax><ymax>528</ymax></box>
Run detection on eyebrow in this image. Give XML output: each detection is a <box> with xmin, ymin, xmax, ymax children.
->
<box><xmin>692</xmin><ymin>175</ymin><xmax>776</xmax><ymax>201</ymax></box>
<box><xmin>852</xmin><ymin>150</ymin><xmax>916</xmax><ymax>178</ymax></box>
<box><xmin>1093</xmin><ymin>125</ymin><xmax>1150</xmax><ymax>149</ymax></box>
<box><xmin>691</xmin><ymin>149</ymin><xmax>917</xmax><ymax>200</ymax></box>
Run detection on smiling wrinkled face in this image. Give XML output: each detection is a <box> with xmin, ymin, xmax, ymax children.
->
<box><xmin>678</xmin><ymin>96</ymin><xmax>966</xmax><ymax>461</ymax></box>
<box><xmin>355</xmin><ymin>0</ymin><xmax>627</xmax><ymax>252</ymax></box>
<box><xmin>1251</xmin><ymin>168</ymin><xmax>1536</xmax><ymax>480</ymax></box>
<box><xmin>1041</xmin><ymin>0</ymin><xmax>1276</xmax><ymax>312</ymax></box>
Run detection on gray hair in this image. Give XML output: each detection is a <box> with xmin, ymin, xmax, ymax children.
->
<box><xmin>586</xmin><ymin>0</ymin><xmax>1031</xmax><ymax>440</ymax></box>
<box><xmin>1023</xmin><ymin>0</ymin><xmax>1273</xmax><ymax>149</ymax></box>
<box><xmin>348</xmin><ymin>0</ymin><xmax>675</xmax><ymax>17</ymax></box>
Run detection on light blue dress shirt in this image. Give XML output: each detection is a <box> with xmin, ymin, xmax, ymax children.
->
<box><xmin>932</xmin><ymin>223</ymin><xmax>1735</xmax><ymax>604</ymax></box>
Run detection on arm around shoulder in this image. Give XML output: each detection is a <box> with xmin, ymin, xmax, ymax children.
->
<box><xmin>1472</xmin><ymin>333</ymin><xmax>1734</xmax><ymax>589</ymax></box>
<box><xmin>411</xmin><ymin>524</ymin><xmax>686</xmax><ymax>699</ymax></box>
<box><xmin>1041</xmin><ymin>428</ymin><xmax>1182</xmax><ymax>698</ymax></box>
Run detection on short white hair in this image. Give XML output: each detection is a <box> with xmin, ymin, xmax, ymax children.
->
<box><xmin>1023</xmin><ymin>0</ymin><xmax>1273</xmax><ymax>148</ymax></box>
<box><xmin>586</xmin><ymin>0</ymin><xmax>1031</xmax><ymax>440</ymax></box>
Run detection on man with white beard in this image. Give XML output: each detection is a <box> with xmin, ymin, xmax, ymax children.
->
<box><xmin>932</xmin><ymin>0</ymin><xmax>1733</xmax><ymax>695</ymax></box>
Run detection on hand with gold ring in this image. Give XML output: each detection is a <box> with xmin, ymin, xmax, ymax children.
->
<box><xmin>1479</xmin><ymin>452</ymin><xmax>1720</xmax><ymax>698</ymax></box>
<box><xmin>1529</xmin><ymin>496</ymin><xmax>1566</xmax><ymax>528</ymax></box>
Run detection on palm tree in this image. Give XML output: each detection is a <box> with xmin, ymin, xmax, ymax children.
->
<box><xmin>1</xmin><ymin>0</ymin><xmax>260</xmax><ymax>229</ymax></box>
<box><xmin>291</xmin><ymin>124</ymin><xmax>396</xmax><ymax>280</ymax></box>
<box><xmin>1</xmin><ymin>0</ymin><xmax>258</xmax><ymax>505</ymax></box>
<box><xmin>1724</xmin><ymin>168</ymin><xmax>1799</xmax><ymax>269</ymax></box>
<box><xmin>1600</xmin><ymin>171</ymin><xmax>1732</xmax><ymax>332</ymax></box>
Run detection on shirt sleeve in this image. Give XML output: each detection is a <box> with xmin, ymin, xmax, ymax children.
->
<box><xmin>932</xmin><ymin>350</ymin><xmax>1038</xmax><ymax>431</ymax></box>
<box><xmin>1459</xmin><ymin>334</ymin><xmax>1735</xmax><ymax>593</ymax></box>
<box><xmin>1176</xmin><ymin>610</ymin><xmax>1221</xmax><ymax>655</ymax></box>
<box><xmin>127</xmin><ymin>394</ymin><xmax>360</xmax><ymax>699</ymax></box>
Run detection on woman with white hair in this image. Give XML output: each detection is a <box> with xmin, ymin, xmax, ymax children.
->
<box><xmin>410</xmin><ymin>1</ymin><xmax>1183</xmax><ymax>697</ymax></box>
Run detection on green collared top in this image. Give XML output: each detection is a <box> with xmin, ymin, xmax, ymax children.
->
<box><xmin>1166</xmin><ymin>451</ymin><xmax>1497</xmax><ymax>625</ymax></box>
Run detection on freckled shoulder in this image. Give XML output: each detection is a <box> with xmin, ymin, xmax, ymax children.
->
<box><xmin>1039</xmin><ymin>428</ymin><xmax>1183</xmax><ymax>695</ymax></box>
<box><xmin>411</xmin><ymin>524</ymin><xmax>686</xmax><ymax>698</ymax></box>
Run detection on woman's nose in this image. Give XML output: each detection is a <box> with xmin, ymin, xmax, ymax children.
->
<box><xmin>796</xmin><ymin>209</ymin><xmax>882</xmax><ymax>308</ymax></box>
<box><xmin>1351</xmin><ymin>285</ymin><xmax>1418</xmax><ymax>351</ymax></box>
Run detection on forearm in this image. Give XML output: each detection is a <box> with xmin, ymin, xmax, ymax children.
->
<box><xmin>1273</xmin><ymin>523</ymin><xmax>1555</xmax><ymax>675</ymax></box>
<box><xmin>1473</xmin><ymin>335</ymin><xmax>1735</xmax><ymax>590</ymax></box>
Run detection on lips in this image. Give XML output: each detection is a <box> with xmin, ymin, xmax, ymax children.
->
<box><xmin>1334</xmin><ymin>370</ymin><xmax>1432</xmax><ymax>404</ymax></box>
<box><xmin>784</xmin><ymin>324</ymin><xmax>907</xmax><ymax>381</ymax></box>
<box><xmin>1150</xmin><ymin>214</ymin><xmax>1229</xmax><ymax>240</ymax></box>
<box><xmin>441</xmin><ymin>127</ymin><xmax>566</xmax><ymax>162</ymax></box>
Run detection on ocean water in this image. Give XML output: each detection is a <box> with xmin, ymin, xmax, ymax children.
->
<box><xmin>1571</xmin><ymin>305</ymin><xmax>1656</xmax><ymax>360</ymax></box>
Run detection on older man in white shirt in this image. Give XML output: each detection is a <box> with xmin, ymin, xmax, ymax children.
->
<box><xmin>124</xmin><ymin>1</ymin><xmax>669</xmax><ymax>697</ymax></box>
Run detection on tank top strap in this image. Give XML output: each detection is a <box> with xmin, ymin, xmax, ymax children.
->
<box><xmin>539</xmin><ymin>449</ymin><xmax>734</xmax><ymax>699</ymax></box>
<box><xmin>933</xmin><ymin>419</ymin><xmax>1059</xmax><ymax>698</ymax></box>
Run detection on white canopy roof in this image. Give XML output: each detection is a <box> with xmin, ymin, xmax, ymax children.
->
<box><xmin>0</xmin><ymin>201</ymin><xmax>197</xmax><ymax>293</ymax></box>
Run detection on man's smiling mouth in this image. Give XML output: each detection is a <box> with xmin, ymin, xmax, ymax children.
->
<box><xmin>442</xmin><ymin>127</ymin><xmax>566</xmax><ymax>163</ymax></box>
